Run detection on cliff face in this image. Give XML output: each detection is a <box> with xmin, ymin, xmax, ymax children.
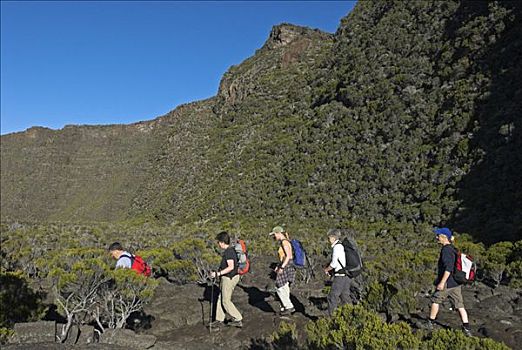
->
<box><xmin>2</xmin><ymin>2</ymin><xmax>521</xmax><ymax>243</ymax></box>
<box><xmin>1</xmin><ymin>122</ymin><xmax>158</xmax><ymax>222</ymax></box>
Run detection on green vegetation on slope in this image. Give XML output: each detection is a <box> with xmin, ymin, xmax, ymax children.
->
<box><xmin>1</xmin><ymin>2</ymin><xmax>520</xmax><ymax>244</ymax></box>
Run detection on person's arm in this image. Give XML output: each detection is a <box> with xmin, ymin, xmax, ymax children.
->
<box><xmin>324</xmin><ymin>244</ymin><xmax>342</xmax><ymax>275</ymax></box>
<box><xmin>324</xmin><ymin>265</ymin><xmax>334</xmax><ymax>275</ymax></box>
<box><xmin>437</xmin><ymin>247</ymin><xmax>454</xmax><ymax>290</ymax></box>
<box><xmin>218</xmin><ymin>259</ymin><xmax>235</xmax><ymax>276</ymax></box>
<box><xmin>437</xmin><ymin>271</ymin><xmax>451</xmax><ymax>290</ymax></box>
<box><xmin>211</xmin><ymin>249</ymin><xmax>236</xmax><ymax>278</ymax></box>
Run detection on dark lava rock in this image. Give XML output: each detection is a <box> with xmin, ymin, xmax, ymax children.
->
<box><xmin>99</xmin><ymin>328</ymin><xmax>156</xmax><ymax>349</ymax></box>
<box><xmin>10</xmin><ymin>321</ymin><xmax>56</xmax><ymax>344</ymax></box>
<box><xmin>65</xmin><ymin>325</ymin><xmax>96</xmax><ymax>345</ymax></box>
<box><xmin>3</xmin><ymin>344</ymin><xmax>127</xmax><ymax>350</ymax></box>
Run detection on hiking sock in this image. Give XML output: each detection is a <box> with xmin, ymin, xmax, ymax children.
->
<box><xmin>462</xmin><ymin>322</ymin><xmax>470</xmax><ymax>330</ymax></box>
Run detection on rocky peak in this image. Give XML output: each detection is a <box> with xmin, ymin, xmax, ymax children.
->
<box><xmin>213</xmin><ymin>23</ymin><xmax>332</xmax><ymax>109</ymax></box>
<box><xmin>262</xmin><ymin>23</ymin><xmax>331</xmax><ymax>50</ymax></box>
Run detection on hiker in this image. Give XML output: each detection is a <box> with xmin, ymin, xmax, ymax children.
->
<box><xmin>108</xmin><ymin>242</ymin><xmax>152</xmax><ymax>276</ymax></box>
<box><xmin>323</xmin><ymin>229</ymin><xmax>351</xmax><ymax>316</ymax></box>
<box><xmin>269</xmin><ymin>226</ymin><xmax>296</xmax><ymax>315</ymax></box>
<box><xmin>428</xmin><ymin>227</ymin><xmax>472</xmax><ymax>336</ymax></box>
<box><xmin>209</xmin><ymin>231</ymin><xmax>243</xmax><ymax>329</ymax></box>
<box><xmin>108</xmin><ymin>242</ymin><xmax>132</xmax><ymax>269</ymax></box>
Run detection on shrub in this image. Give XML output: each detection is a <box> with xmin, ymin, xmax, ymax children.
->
<box><xmin>139</xmin><ymin>238</ymin><xmax>220</xmax><ymax>283</ymax></box>
<box><xmin>425</xmin><ymin>329</ymin><xmax>510</xmax><ymax>350</ymax></box>
<box><xmin>93</xmin><ymin>268</ymin><xmax>159</xmax><ymax>330</ymax></box>
<box><xmin>45</xmin><ymin>248</ymin><xmax>158</xmax><ymax>341</ymax></box>
<box><xmin>306</xmin><ymin>304</ymin><xmax>421</xmax><ymax>349</ymax></box>
<box><xmin>0</xmin><ymin>327</ymin><xmax>15</xmax><ymax>345</ymax></box>
<box><xmin>305</xmin><ymin>304</ymin><xmax>509</xmax><ymax>350</ymax></box>
<box><xmin>271</xmin><ymin>321</ymin><xmax>299</xmax><ymax>349</ymax></box>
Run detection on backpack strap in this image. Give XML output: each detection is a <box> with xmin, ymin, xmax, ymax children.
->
<box><xmin>281</xmin><ymin>239</ymin><xmax>291</xmax><ymax>255</ymax></box>
<box><xmin>279</xmin><ymin>239</ymin><xmax>293</xmax><ymax>263</ymax></box>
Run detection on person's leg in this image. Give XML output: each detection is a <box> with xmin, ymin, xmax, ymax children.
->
<box><xmin>327</xmin><ymin>277</ymin><xmax>343</xmax><ymax>316</ymax></box>
<box><xmin>458</xmin><ymin>308</ymin><xmax>469</xmax><ymax>323</ymax></box>
<box><xmin>339</xmin><ymin>277</ymin><xmax>352</xmax><ymax>306</ymax></box>
<box><xmin>449</xmin><ymin>286</ymin><xmax>471</xmax><ymax>335</ymax></box>
<box><xmin>276</xmin><ymin>283</ymin><xmax>294</xmax><ymax>310</ymax></box>
<box><xmin>448</xmin><ymin>286</ymin><xmax>468</xmax><ymax>322</ymax></box>
<box><xmin>429</xmin><ymin>289</ymin><xmax>447</xmax><ymax>321</ymax></box>
<box><xmin>215</xmin><ymin>287</ymin><xmax>225</xmax><ymax>322</ymax></box>
<box><xmin>284</xmin><ymin>283</ymin><xmax>294</xmax><ymax>309</ymax></box>
<box><xmin>429</xmin><ymin>303</ymin><xmax>440</xmax><ymax>320</ymax></box>
<box><xmin>220</xmin><ymin>275</ymin><xmax>242</xmax><ymax>321</ymax></box>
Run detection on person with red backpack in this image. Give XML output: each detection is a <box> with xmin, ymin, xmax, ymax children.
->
<box><xmin>428</xmin><ymin>228</ymin><xmax>471</xmax><ymax>336</ymax></box>
<box><xmin>108</xmin><ymin>242</ymin><xmax>151</xmax><ymax>276</ymax></box>
<box><xmin>209</xmin><ymin>231</ymin><xmax>243</xmax><ymax>330</ymax></box>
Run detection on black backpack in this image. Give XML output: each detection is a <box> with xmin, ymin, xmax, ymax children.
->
<box><xmin>336</xmin><ymin>237</ymin><xmax>363</xmax><ymax>278</ymax></box>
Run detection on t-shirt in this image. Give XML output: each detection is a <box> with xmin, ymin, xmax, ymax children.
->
<box><xmin>219</xmin><ymin>246</ymin><xmax>238</xmax><ymax>278</ymax></box>
<box><xmin>435</xmin><ymin>245</ymin><xmax>458</xmax><ymax>289</ymax></box>
<box><xmin>330</xmin><ymin>240</ymin><xmax>346</xmax><ymax>273</ymax></box>
<box><xmin>116</xmin><ymin>251</ymin><xmax>133</xmax><ymax>269</ymax></box>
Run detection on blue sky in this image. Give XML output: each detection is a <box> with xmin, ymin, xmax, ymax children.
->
<box><xmin>1</xmin><ymin>1</ymin><xmax>356</xmax><ymax>135</ymax></box>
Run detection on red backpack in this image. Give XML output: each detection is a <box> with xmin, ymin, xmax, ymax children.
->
<box><xmin>234</xmin><ymin>239</ymin><xmax>250</xmax><ymax>275</ymax></box>
<box><xmin>453</xmin><ymin>248</ymin><xmax>476</xmax><ymax>284</ymax></box>
<box><xmin>120</xmin><ymin>254</ymin><xmax>152</xmax><ymax>277</ymax></box>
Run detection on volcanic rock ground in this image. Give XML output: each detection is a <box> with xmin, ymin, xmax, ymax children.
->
<box><xmin>5</xmin><ymin>258</ymin><xmax>521</xmax><ymax>349</ymax></box>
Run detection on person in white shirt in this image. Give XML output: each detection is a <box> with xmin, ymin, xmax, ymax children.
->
<box><xmin>108</xmin><ymin>242</ymin><xmax>132</xmax><ymax>269</ymax></box>
<box><xmin>323</xmin><ymin>229</ymin><xmax>352</xmax><ymax>316</ymax></box>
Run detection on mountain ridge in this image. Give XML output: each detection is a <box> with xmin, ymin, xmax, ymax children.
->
<box><xmin>1</xmin><ymin>2</ymin><xmax>521</xmax><ymax>244</ymax></box>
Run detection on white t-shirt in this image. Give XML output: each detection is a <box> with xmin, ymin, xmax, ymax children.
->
<box><xmin>116</xmin><ymin>251</ymin><xmax>133</xmax><ymax>269</ymax></box>
<box><xmin>329</xmin><ymin>240</ymin><xmax>346</xmax><ymax>273</ymax></box>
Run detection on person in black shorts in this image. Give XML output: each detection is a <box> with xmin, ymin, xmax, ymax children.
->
<box><xmin>428</xmin><ymin>227</ymin><xmax>471</xmax><ymax>336</ymax></box>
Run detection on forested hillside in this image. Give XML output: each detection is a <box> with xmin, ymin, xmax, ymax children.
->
<box><xmin>1</xmin><ymin>1</ymin><xmax>521</xmax><ymax>244</ymax></box>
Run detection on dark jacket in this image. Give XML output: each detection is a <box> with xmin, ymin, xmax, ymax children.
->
<box><xmin>435</xmin><ymin>244</ymin><xmax>458</xmax><ymax>288</ymax></box>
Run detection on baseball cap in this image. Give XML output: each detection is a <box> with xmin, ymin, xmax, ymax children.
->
<box><xmin>433</xmin><ymin>227</ymin><xmax>452</xmax><ymax>239</ymax></box>
<box><xmin>269</xmin><ymin>226</ymin><xmax>285</xmax><ymax>235</ymax></box>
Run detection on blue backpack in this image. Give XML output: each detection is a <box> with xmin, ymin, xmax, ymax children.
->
<box><xmin>290</xmin><ymin>239</ymin><xmax>306</xmax><ymax>268</ymax></box>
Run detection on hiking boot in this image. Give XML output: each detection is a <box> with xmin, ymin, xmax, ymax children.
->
<box><xmin>462</xmin><ymin>326</ymin><xmax>472</xmax><ymax>337</ymax></box>
<box><xmin>280</xmin><ymin>307</ymin><xmax>295</xmax><ymax>316</ymax></box>
<box><xmin>226</xmin><ymin>319</ymin><xmax>243</xmax><ymax>328</ymax></box>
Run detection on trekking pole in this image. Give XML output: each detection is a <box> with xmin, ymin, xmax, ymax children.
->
<box><xmin>306</xmin><ymin>254</ymin><xmax>316</xmax><ymax>279</ymax></box>
<box><xmin>209</xmin><ymin>272</ymin><xmax>215</xmax><ymax>334</ymax></box>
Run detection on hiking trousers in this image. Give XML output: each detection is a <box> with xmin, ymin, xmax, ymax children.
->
<box><xmin>216</xmin><ymin>274</ymin><xmax>242</xmax><ymax>322</ymax></box>
<box><xmin>276</xmin><ymin>282</ymin><xmax>294</xmax><ymax>310</ymax></box>
<box><xmin>327</xmin><ymin>275</ymin><xmax>351</xmax><ymax>316</ymax></box>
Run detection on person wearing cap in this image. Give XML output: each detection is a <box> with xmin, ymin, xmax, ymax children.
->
<box><xmin>323</xmin><ymin>229</ymin><xmax>351</xmax><ymax>316</ymax></box>
<box><xmin>428</xmin><ymin>227</ymin><xmax>471</xmax><ymax>336</ymax></box>
<box><xmin>269</xmin><ymin>226</ymin><xmax>296</xmax><ymax>315</ymax></box>
<box><xmin>108</xmin><ymin>242</ymin><xmax>132</xmax><ymax>269</ymax></box>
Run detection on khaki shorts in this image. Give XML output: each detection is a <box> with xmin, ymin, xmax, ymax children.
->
<box><xmin>431</xmin><ymin>285</ymin><xmax>465</xmax><ymax>309</ymax></box>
